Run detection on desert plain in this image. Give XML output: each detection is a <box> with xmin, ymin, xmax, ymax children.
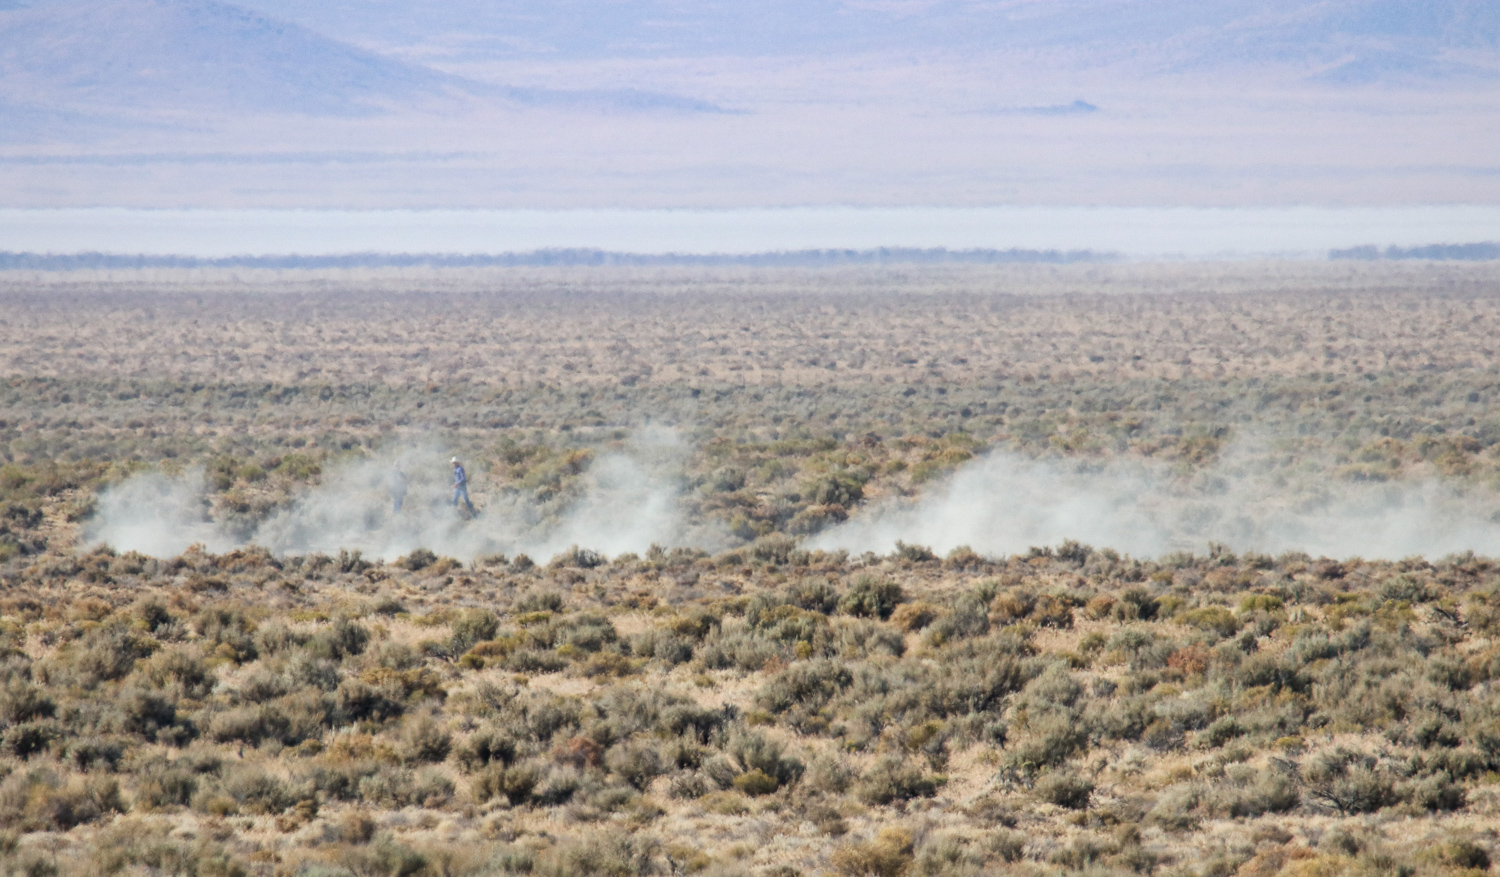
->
<box><xmin>1</xmin><ymin>261</ymin><xmax>1500</xmax><ymax>875</ymax></box>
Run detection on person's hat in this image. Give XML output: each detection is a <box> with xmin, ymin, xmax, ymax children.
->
<box><xmin>451</xmin><ymin>457</ymin><xmax>459</xmax><ymax>464</ymax></box>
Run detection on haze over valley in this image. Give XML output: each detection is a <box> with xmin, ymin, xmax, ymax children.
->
<box><xmin>2</xmin><ymin>0</ymin><xmax>1498</xmax><ymax>207</ymax></box>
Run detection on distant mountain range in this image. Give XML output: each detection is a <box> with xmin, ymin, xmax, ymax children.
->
<box><xmin>2</xmin><ymin>0</ymin><xmax>1497</xmax><ymax>207</ymax></box>
<box><xmin>0</xmin><ymin>0</ymin><xmax>730</xmax><ymax>123</ymax></box>
<box><xmin>0</xmin><ymin>0</ymin><xmax>469</xmax><ymax>116</ymax></box>
<box><xmin>236</xmin><ymin>0</ymin><xmax>1500</xmax><ymax>82</ymax></box>
<box><xmin>3</xmin><ymin>0</ymin><xmax>1495</xmax><ymax>126</ymax></box>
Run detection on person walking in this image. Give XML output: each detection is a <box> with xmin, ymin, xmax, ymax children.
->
<box><xmin>389</xmin><ymin>467</ymin><xmax>409</xmax><ymax>513</ymax></box>
<box><xmin>451</xmin><ymin>457</ymin><xmax>475</xmax><ymax>513</ymax></box>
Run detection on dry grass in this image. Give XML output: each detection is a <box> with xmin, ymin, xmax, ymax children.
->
<box><xmin>0</xmin><ymin>261</ymin><xmax>1498</xmax><ymax>387</ymax></box>
<box><xmin>1</xmin><ymin>541</ymin><xmax>1499</xmax><ymax>876</ymax></box>
<box><xmin>0</xmin><ymin>261</ymin><xmax>1499</xmax><ymax>875</ymax></box>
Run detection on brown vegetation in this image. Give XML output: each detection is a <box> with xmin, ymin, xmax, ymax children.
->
<box><xmin>1</xmin><ymin>539</ymin><xmax>1499</xmax><ymax>875</ymax></box>
<box><xmin>0</xmin><ymin>261</ymin><xmax>1498</xmax><ymax>874</ymax></box>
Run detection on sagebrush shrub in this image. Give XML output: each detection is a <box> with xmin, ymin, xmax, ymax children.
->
<box><xmin>448</xmin><ymin>610</ymin><xmax>499</xmax><ymax>654</ymax></box>
<box><xmin>398</xmin><ymin>713</ymin><xmax>452</xmax><ymax>765</ymax></box>
<box><xmin>832</xmin><ymin>827</ymin><xmax>914</xmax><ymax>877</ymax></box>
<box><xmin>857</xmin><ymin>756</ymin><xmax>939</xmax><ymax>805</ymax></box>
<box><xmin>1303</xmin><ymin>748</ymin><xmax>1398</xmax><ymax>815</ymax></box>
<box><xmin>1034</xmin><ymin>769</ymin><xmax>1093</xmax><ymax>809</ymax></box>
<box><xmin>840</xmin><ymin>576</ymin><xmax>904</xmax><ymax>619</ymax></box>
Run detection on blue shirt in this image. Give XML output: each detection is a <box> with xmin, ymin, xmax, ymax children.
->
<box><xmin>453</xmin><ymin>465</ymin><xmax>467</xmax><ymax>486</ymax></box>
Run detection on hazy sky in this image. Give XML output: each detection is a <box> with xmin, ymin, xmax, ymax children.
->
<box><xmin>0</xmin><ymin>0</ymin><xmax>1498</xmax><ymax>213</ymax></box>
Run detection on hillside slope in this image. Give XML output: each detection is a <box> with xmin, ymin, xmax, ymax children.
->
<box><xmin>0</xmin><ymin>0</ymin><xmax>482</xmax><ymax>117</ymax></box>
<box><xmin>237</xmin><ymin>0</ymin><xmax>1500</xmax><ymax>83</ymax></box>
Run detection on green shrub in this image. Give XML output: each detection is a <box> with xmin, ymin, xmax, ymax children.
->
<box><xmin>309</xmin><ymin>617</ymin><xmax>370</xmax><ymax>660</ymax></box>
<box><xmin>606</xmin><ymin>739</ymin><xmax>664</xmax><ymax>791</ymax></box>
<box><xmin>473</xmin><ymin>761</ymin><xmax>541</xmax><ymax>806</ymax></box>
<box><xmin>988</xmin><ymin>829</ymin><xmax>1027</xmax><ymax>863</ymax></box>
<box><xmin>839</xmin><ymin>576</ymin><xmax>905</xmax><ymax>619</ymax></box>
<box><xmin>141</xmin><ymin>646</ymin><xmax>214</xmax><ymax>699</ymax></box>
<box><xmin>336</xmin><ymin>680</ymin><xmax>406</xmax><ymax>723</ymax></box>
<box><xmin>1146</xmin><ymin>784</ymin><xmax>1202</xmax><ymax>831</ymax></box>
<box><xmin>194</xmin><ymin>607</ymin><xmax>258</xmax><ymax>664</ymax></box>
<box><xmin>1</xmin><ymin>720</ymin><xmax>61</xmax><ymax>759</ymax></box>
<box><xmin>1177</xmin><ymin>607</ymin><xmax>1241</xmax><ymax>638</ymax></box>
<box><xmin>923</xmin><ymin>595</ymin><xmax>990</xmax><ymax>646</ymax></box>
<box><xmin>0</xmin><ymin>767</ymin><xmax>123</xmax><ymax>831</ymax></box>
<box><xmin>697</xmin><ymin>628</ymin><xmax>779</xmax><ymax>672</ymax></box>
<box><xmin>533</xmin><ymin>765</ymin><xmax>583</xmax><ymax>806</ymax></box>
<box><xmin>356</xmin><ymin>766</ymin><xmax>454</xmax><ymax>809</ymax></box>
<box><xmin>649</xmin><ymin>705</ymin><xmax>720</xmax><ymax>749</ymax></box>
<box><xmin>631</xmin><ymin>629</ymin><xmax>694</xmax><ymax>665</ymax></box>
<box><xmin>835</xmin><ymin>619</ymin><xmax>905</xmax><ymax>659</ymax></box>
<box><xmin>832</xmin><ymin>828</ymin><xmax>914</xmax><ymax>877</ymax></box>
<box><xmin>1303</xmin><ymin>748</ymin><xmax>1398</xmax><ymax>815</ymax></box>
<box><xmin>894</xmin><ymin>541</ymin><xmax>937</xmax><ymax>562</ymax></box>
<box><xmin>1113</xmin><ymin>588</ymin><xmax>1160</xmax><ymax>621</ymax></box>
<box><xmin>133</xmin><ymin>597</ymin><xmax>174</xmax><ymax>631</ymax></box>
<box><xmin>505</xmin><ymin>649</ymin><xmax>570</xmax><ymax>674</ymax></box>
<box><xmin>207</xmin><ymin>704</ymin><xmax>290</xmax><ymax>746</ymax></box>
<box><xmin>756</xmin><ymin>659</ymin><xmax>853</xmax><ymax>715</ymax></box>
<box><xmin>1003</xmin><ymin>713</ymin><xmax>1088</xmax><ymax>776</ymax></box>
<box><xmin>1210</xmin><ymin>765</ymin><xmax>1300</xmax><ymax>816</ymax></box>
<box><xmin>1034</xmin><ymin>769</ymin><xmax>1093</xmax><ymax>809</ymax></box>
<box><xmin>857</xmin><ymin>756</ymin><xmax>941</xmax><ymax>805</ymax></box>
<box><xmin>546</xmin><ymin>612</ymin><xmax>619</xmax><ymax>653</ymax></box>
<box><xmin>517</xmin><ymin>590</ymin><xmax>565</xmax><ymax>613</ymax></box>
<box><xmin>727</xmin><ymin>731</ymin><xmax>802</xmax><ymax>792</ymax></box>
<box><xmin>116</xmin><ymin>687</ymin><xmax>193</xmax><ymax>744</ymax></box>
<box><xmin>455</xmin><ymin>726</ymin><xmax>519</xmax><ymax>771</ymax></box>
<box><xmin>805</xmin><ymin>754</ymin><xmax>856</xmax><ymax>795</ymax></box>
<box><xmin>449</xmin><ymin>610</ymin><xmax>499</xmax><ymax>654</ymax></box>
<box><xmin>0</xmin><ymin>679</ymin><xmax>54</xmax><ymax>725</ymax></box>
<box><xmin>399</xmin><ymin>548</ymin><xmax>438</xmax><ymax>571</ymax></box>
<box><xmin>254</xmin><ymin>622</ymin><xmax>311</xmax><ymax>656</ymax></box>
<box><xmin>807</xmin><ymin>472</ymin><xmax>864</xmax><ymax>508</ymax></box>
<box><xmin>787</xmin><ymin>578</ymin><xmax>840</xmax><ymax>614</ymax></box>
<box><xmin>134</xmin><ymin>759</ymin><xmax>201</xmax><ymax>810</ymax></box>
<box><xmin>1235</xmin><ymin>654</ymin><xmax>1306</xmax><ymax>692</ymax></box>
<box><xmin>1444</xmin><ymin>840</ymin><xmax>1491</xmax><ymax>871</ymax></box>
<box><xmin>69</xmin><ymin>621</ymin><xmax>157</xmax><ymax>685</ymax></box>
<box><xmin>398</xmin><ymin>714</ymin><xmax>452</xmax><ymax>765</ymax></box>
<box><xmin>889</xmin><ymin>601</ymin><xmax>939</xmax><ymax>632</ymax></box>
<box><xmin>534</xmin><ymin>833</ymin><xmax>659</xmax><ymax>877</ymax></box>
<box><xmin>286</xmin><ymin>653</ymin><xmax>341</xmax><ymax>693</ymax></box>
<box><xmin>345</xmin><ymin>837</ymin><xmax>427</xmax><ymax>877</ymax></box>
<box><xmin>1202</xmin><ymin>716</ymin><xmax>1244</xmax><ymax>748</ymax></box>
<box><xmin>1408</xmin><ymin>771</ymin><xmax>1467</xmax><ymax>812</ymax></box>
<box><xmin>1239</xmin><ymin>594</ymin><xmax>1284</xmax><ymax>613</ymax></box>
<box><xmin>749</xmin><ymin>535</ymin><xmax>796</xmax><ymax>565</ymax></box>
<box><xmin>212</xmin><ymin>763</ymin><xmax>299</xmax><ymax>815</ymax></box>
<box><xmin>1048</xmin><ymin>835</ymin><xmax>1118</xmax><ymax>870</ymax></box>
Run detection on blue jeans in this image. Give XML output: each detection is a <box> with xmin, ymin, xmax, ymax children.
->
<box><xmin>453</xmin><ymin>483</ymin><xmax>473</xmax><ymax>511</ymax></box>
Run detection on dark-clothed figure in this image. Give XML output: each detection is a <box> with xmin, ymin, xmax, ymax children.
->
<box><xmin>389</xmin><ymin>467</ymin><xmax>409</xmax><ymax>513</ymax></box>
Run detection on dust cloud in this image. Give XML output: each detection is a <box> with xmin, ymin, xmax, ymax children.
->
<box><xmin>88</xmin><ymin>433</ymin><xmax>1500</xmax><ymax>564</ymax></box>
<box><xmin>85</xmin><ymin>428</ymin><xmax>717</xmax><ymax>562</ymax></box>
<box><xmin>87</xmin><ymin>468</ymin><xmax>240</xmax><ymax>557</ymax></box>
<box><xmin>811</xmin><ymin>444</ymin><xmax>1500</xmax><ymax>561</ymax></box>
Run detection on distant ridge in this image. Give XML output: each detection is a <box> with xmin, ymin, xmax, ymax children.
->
<box><xmin>1330</xmin><ymin>242</ymin><xmax>1500</xmax><ymax>261</ymax></box>
<box><xmin>0</xmin><ymin>0</ymin><xmax>730</xmax><ymax>127</ymax></box>
<box><xmin>0</xmin><ymin>248</ymin><xmax>1116</xmax><ymax>271</ymax></box>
